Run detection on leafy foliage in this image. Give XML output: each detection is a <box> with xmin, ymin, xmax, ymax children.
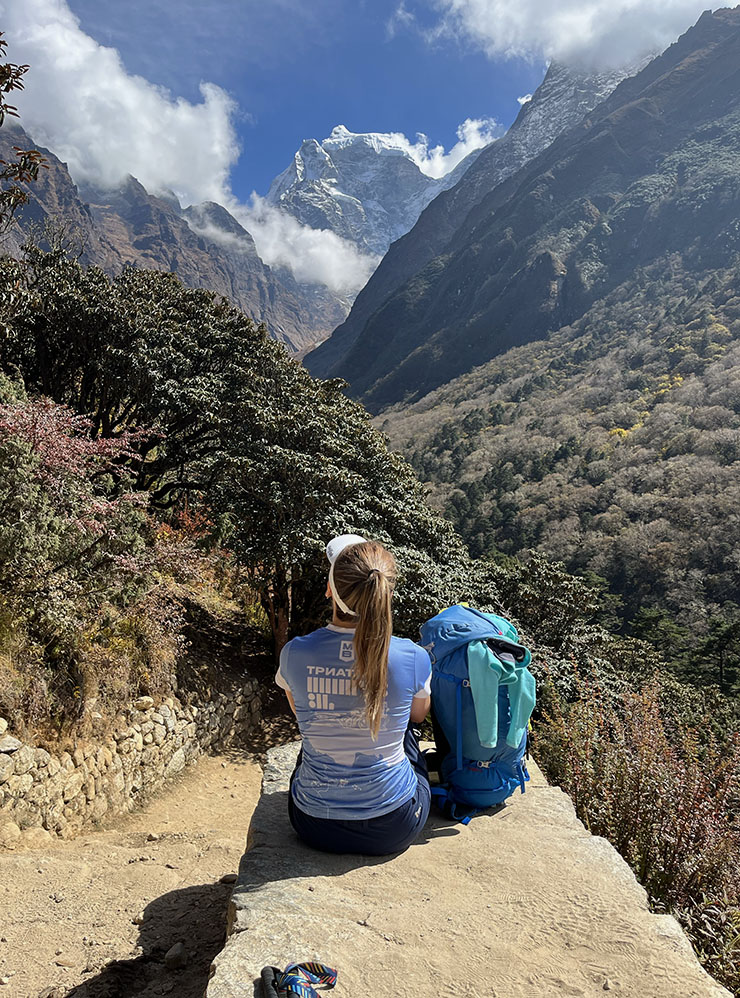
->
<box><xmin>0</xmin><ymin>379</ymin><xmax>178</xmax><ymax>726</ymax></box>
<box><xmin>0</xmin><ymin>244</ymin><xmax>500</xmax><ymax>660</ymax></box>
<box><xmin>0</xmin><ymin>32</ymin><xmax>45</xmax><ymax>232</ymax></box>
<box><xmin>0</xmin><ymin>382</ymin><xmax>149</xmax><ymax>632</ymax></box>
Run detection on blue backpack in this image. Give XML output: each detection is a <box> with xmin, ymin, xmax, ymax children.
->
<box><xmin>419</xmin><ymin>605</ymin><xmax>536</xmax><ymax>823</ymax></box>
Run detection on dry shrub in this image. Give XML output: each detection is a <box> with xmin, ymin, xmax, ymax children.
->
<box><xmin>535</xmin><ymin>678</ymin><xmax>740</xmax><ymax>993</ymax></box>
<box><xmin>156</xmin><ymin>509</ymin><xmax>271</xmax><ymax>640</ymax></box>
<box><xmin>0</xmin><ymin>394</ymin><xmax>240</xmax><ymax>731</ymax></box>
<box><xmin>0</xmin><ymin>602</ymin><xmax>51</xmax><ymax>731</ymax></box>
<box><xmin>76</xmin><ymin>586</ymin><xmax>185</xmax><ymax>722</ymax></box>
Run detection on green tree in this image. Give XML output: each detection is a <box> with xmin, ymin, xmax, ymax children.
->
<box><xmin>630</xmin><ymin>607</ymin><xmax>692</xmax><ymax>673</ymax></box>
<box><xmin>0</xmin><ymin>32</ymin><xmax>45</xmax><ymax>233</ymax></box>
<box><xmin>699</xmin><ymin>604</ymin><xmax>740</xmax><ymax>690</ymax></box>
<box><xmin>0</xmin><ymin>246</ymin><xmax>502</xmax><ymax>655</ymax></box>
<box><xmin>212</xmin><ymin>359</ymin><xmax>500</xmax><ymax>649</ymax></box>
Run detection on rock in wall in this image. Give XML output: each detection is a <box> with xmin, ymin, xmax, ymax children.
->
<box><xmin>0</xmin><ymin>683</ymin><xmax>261</xmax><ymax>849</ymax></box>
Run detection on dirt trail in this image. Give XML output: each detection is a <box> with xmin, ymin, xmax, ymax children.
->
<box><xmin>0</xmin><ymin>747</ymin><xmax>265</xmax><ymax>998</ymax></box>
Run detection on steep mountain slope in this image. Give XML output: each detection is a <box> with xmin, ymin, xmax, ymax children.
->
<box><xmin>78</xmin><ymin>179</ymin><xmax>347</xmax><ymax>354</ymax></box>
<box><xmin>266</xmin><ymin>125</ymin><xmax>482</xmax><ymax>257</ymax></box>
<box><xmin>305</xmin><ymin>62</ymin><xmax>635</xmax><ymax>379</ymax></box>
<box><xmin>381</xmin><ymin>257</ymin><xmax>740</xmax><ymax>658</ymax></box>
<box><xmin>324</xmin><ymin>8</ymin><xmax>740</xmax><ymax>409</ymax></box>
<box><xmin>1</xmin><ymin>128</ymin><xmax>345</xmax><ymax>354</ymax></box>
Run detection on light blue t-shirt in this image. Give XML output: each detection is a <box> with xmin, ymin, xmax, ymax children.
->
<box><xmin>276</xmin><ymin>624</ymin><xmax>432</xmax><ymax>820</ymax></box>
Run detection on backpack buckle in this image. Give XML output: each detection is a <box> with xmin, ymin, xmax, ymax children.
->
<box><xmin>462</xmin><ymin>679</ymin><xmax>471</xmax><ymax>688</ymax></box>
<box><xmin>476</xmin><ymin>760</ymin><xmax>490</xmax><ymax>769</ymax></box>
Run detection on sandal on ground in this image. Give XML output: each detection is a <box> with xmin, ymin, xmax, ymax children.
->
<box><xmin>261</xmin><ymin>962</ymin><xmax>338</xmax><ymax>998</ymax></box>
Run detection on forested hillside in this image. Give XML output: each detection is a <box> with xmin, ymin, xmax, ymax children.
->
<box><xmin>383</xmin><ymin>258</ymin><xmax>740</xmax><ymax>691</ymax></box>
<box><xmin>348</xmin><ymin>6</ymin><xmax>740</xmax><ymax>695</ymax></box>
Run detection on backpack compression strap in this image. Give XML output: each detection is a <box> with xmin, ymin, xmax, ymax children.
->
<box><xmin>430</xmin><ymin>784</ymin><xmax>478</xmax><ymax>825</ymax></box>
<box><xmin>432</xmin><ymin>673</ymin><xmax>477</xmax><ymax>823</ymax></box>
<box><xmin>434</xmin><ymin>670</ymin><xmax>467</xmax><ymax>774</ymax></box>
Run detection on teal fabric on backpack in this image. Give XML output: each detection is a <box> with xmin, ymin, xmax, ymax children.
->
<box><xmin>420</xmin><ymin>605</ymin><xmax>536</xmax><ymax>820</ymax></box>
<box><xmin>467</xmin><ymin>640</ymin><xmax>536</xmax><ymax>749</ymax></box>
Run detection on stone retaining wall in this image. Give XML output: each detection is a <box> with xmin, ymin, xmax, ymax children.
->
<box><xmin>0</xmin><ymin>681</ymin><xmax>261</xmax><ymax>850</ymax></box>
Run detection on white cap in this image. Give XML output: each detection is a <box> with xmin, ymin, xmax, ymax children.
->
<box><xmin>326</xmin><ymin>534</ymin><xmax>366</xmax><ymax>565</ymax></box>
<box><xmin>326</xmin><ymin>534</ymin><xmax>366</xmax><ymax>617</ymax></box>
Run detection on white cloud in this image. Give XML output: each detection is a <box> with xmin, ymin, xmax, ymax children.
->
<box><xmin>410</xmin><ymin>117</ymin><xmax>500</xmax><ymax>177</ymax></box>
<box><xmin>1</xmin><ymin>0</ymin><xmax>379</xmax><ymax>292</ymax></box>
<box><xmin>387</xmin><ymin>1</ymin><xmax>417</xmax><ymax>40</ymax></box>
<box><xmin>431</xmin><ymin>0</ymin><xmax>722</xmax><ymax>67</ymax></box>
<box><xmin>362</xmin><ymin>118</ymin><xmax>500</xmax><ymax>179</ymax></box>
<box><xmin>517</xmin><ymin>93</ymin><xmax>533</xmax><ymax>106</ymax></box>
<box><xmin>2</xmin><ymin>0</ymin><xmax>239</xmax><ymax>206</ymax></box>
<box><xmin>231</xmin><ymin>197</ymin><xmax>380</xmax><ymax>295</ymax></box>
<box><xmin>0</xmin><ymin>0</ymin><xmax>490</xmax><ymax>294</ymax></box>
<box><xmin>185</xmin><ymin>199</ymin><xmax>378</xmax><ymax>295</ymax></box>
<box><xmin>184</xmin><ymin>215</ymin><xmax>247</xmax><ymax>254</ymax></box>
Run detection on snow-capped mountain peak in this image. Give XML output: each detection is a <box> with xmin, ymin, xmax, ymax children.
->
<box><xmin>323</xmin><ymin>124</ymin><xmax>418</xmax><ymax>159</ymax></box>
<box><xmin>265</xmin><ymin>125</ymin><xmax>487</xmax><ymax>257</ymax></box>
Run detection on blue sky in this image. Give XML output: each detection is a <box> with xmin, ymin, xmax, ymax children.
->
<box><xmin>64</xmin><ymin>0</ymin><xmax>544</xmax><ymax>198</ymax></box>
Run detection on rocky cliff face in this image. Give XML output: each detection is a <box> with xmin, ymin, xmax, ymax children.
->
<box><xmin>1</xmin><ymin>128</ymin><xmax>346</xmax><ymax>355</ymax></box>
<box><xmin>3</xmin><ymin>120</ymin><xmax>485</xmax><ymax>355</ymax></box>
<box><xmin>266</xmin><ymin>125</ymin><xmax>482</xmax><ymax>258</ymax></box>
<box><xmin>304</xmin><ymin>62</ymin><xmax>639</xmax><ymax>379</ymax></box>
<box><xmin>315</xmin><ymin>8</ymin><xmax>740</xmax><ymax>409</ymax></box>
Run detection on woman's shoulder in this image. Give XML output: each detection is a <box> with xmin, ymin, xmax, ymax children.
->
<box><xmin>300</xmin><ymin>624</ymin><xmax>340</xmax><ymax>638</ymax></box>
<box><xmin>389</xmin><ymin>635</ymin><xmax>430</xmax><ymax>660</ymax></box>
<box><xmin>286</xmin><ymin>626</ymin><xmax>331</xmax><ymax>649</ymax></box>
<box><xmin>281</xmin><ymin>627</ymin><xmax>333</xmax><ymax>672</ymax></box>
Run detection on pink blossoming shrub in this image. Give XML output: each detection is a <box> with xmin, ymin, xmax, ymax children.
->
<box><xmin>0</xmin><ymin>385</ymin><xmax>217</xmax><ymax>730</ymax></box>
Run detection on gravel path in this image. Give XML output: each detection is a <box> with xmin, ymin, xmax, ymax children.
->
<box><xmin>0</xmin><ymin>749</ymin><xmax>263</xmax><ymax>998</ymax></box>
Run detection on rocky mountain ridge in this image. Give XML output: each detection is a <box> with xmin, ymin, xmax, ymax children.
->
<box><xmin>317</xmin><ymin>8</ymin><xmax>740</xmax><ymax>409</ymax></box>
<box><xmin>2</xmin><ymin>120</ymin><xmax>493</xmax><ymax>355</ymax></box>
<box><xmin>1</xmin><ymin>127</ymin><xmax>345</xmax><ymax>354</ymax></box>
<box><xmin>305</xmin><ymin>61</ymin><xmax>639</xmax><ymax>379</ymax></box>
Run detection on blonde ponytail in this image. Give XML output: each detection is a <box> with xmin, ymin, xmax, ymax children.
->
<box><xmin>331</xmin><ymin>541</ymin><xmax>396</xmax><ymax>738</ymax></box>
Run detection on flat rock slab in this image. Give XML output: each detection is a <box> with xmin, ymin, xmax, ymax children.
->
<box><xmin>206</xmin><ymin>741</ymin><xmax>729</xmax><ymax>998</ymax></box>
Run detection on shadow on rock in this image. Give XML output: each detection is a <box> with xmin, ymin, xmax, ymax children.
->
<box><xmin>229</xmin><ymin>785</ymin><xmax>464</xmax><ymax>928</ymax></box>
<box><xmin>64</xmin><ymin>881</ymin><xmax>232</xmax><ymax>998</ymax></box>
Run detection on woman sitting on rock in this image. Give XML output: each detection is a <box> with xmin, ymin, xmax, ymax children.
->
<box><xmin>276</xmin><ymin>535</ymin><xmax>431</xmax><ymax>855</ymax></box>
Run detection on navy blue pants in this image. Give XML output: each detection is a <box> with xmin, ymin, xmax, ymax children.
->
<box><xmin>288</xmin><ymin>726</ymin><xmax>431</xmax><ymax>856</ymax></box>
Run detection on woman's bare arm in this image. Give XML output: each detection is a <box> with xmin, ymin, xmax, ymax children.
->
<box><xmin>410</xmin><ymin>694</ymin><xmax>430</xmax><ymax>725</ymax></box>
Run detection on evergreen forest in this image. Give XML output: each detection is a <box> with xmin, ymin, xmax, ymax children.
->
<box><xmin>387</xmin><ymin>258</ymin><xmax>740</xmax><ymax>697</ymax></box>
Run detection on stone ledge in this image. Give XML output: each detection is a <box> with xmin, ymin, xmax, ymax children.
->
<box><xmin>206</xmin><ymin>741</ymin><xmax>730</xmax><ymax>998</ymax></box>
